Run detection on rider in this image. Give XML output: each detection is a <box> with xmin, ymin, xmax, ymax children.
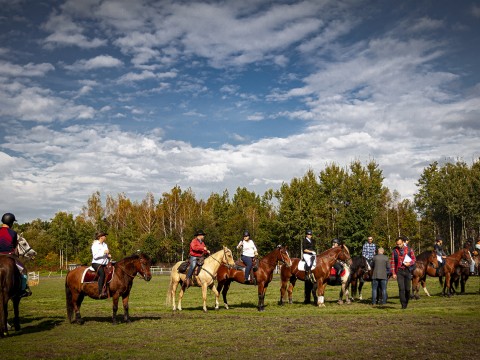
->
<box><xmin>184</xmin><ymin>230</ymin><xmax>210</xmax><ymax>288</ymax></box>
<box><xmin>302</xmin><ymin>229</ymin><xmax>316</xmax><ymax>283</ymax></box>
<box><xmin>362</xmin><ymin>236</ymin><xmax>376</xmax><ymax>270</ymax></box>
<box><xmin>331</xmin><ymin>238</ymin><xmax>343</xmax><ymax>282</ymax></box>
<box><xmin>91</xmin><ymin>231</ymin><xmax>111</xmax><ymax>298</ymax></box>
<box><xmin>0</xmin><ymin>213</ymin><xmax>32</xmax><ymax>297</ymax></box>
<box><xmin>237</xmin><ymin>230</ymin><xmax>258</xmax><ymax>284</ymax></box>
<box><xmin>433</xmin><ymin>235</ymin><xmax>447</xmax><ymax>276</ymax></box>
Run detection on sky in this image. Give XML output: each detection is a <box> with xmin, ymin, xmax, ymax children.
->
<box><xmin>1</xmin><ymin>0</ymin><xmax>479</xmax><ymax>223</ymax></box>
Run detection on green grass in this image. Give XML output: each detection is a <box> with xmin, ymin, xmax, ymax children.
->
<box><xmin>1</xmin><ymin>275</ymin><xmax>479</xmax><ymax>359</ymax></box>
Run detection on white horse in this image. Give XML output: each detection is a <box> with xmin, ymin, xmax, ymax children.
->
<box><xmin>166</xmin><ymin>247</ymin><xmax>235</xmax><ymax>312</ymax></box>
<box><xmin>16</xmin><ymin>233</ymin><xmax>37</xmax><ymax>259</ymax></box>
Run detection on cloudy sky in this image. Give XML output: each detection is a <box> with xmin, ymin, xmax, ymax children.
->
<box><xmin>1</xmin><ymin>0</ymin><xmax>479</xmax><ymax>223</ymax></box>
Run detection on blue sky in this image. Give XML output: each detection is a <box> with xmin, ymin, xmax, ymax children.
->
<box><xmin>1</xmin><ymin>0</ymin><xmax>479</xmax><ymax>222</ymax></box>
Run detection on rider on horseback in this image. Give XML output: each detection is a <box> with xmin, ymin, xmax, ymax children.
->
<box><xmin>184</xmin><ymin>230</ymin><xmax>210</xmax><ymax>288</ymax></box>
<box><xmin>237</xmin><ymin>230</ymin><xmax>258</xmax><ymax>284</ymax></box>
<box><xmin>303</xmin><ymin>230</ymin><xmax>316</xmax><ymax>283</ymax></box>
<box><xmin>434</xmin><ymin>235</ymin><xmax>447</xmax><ymax>276</ymax></box>
<box><xmin>331</xmin><ymin>238</ymin><xmax>343</xmax><ymax>282</ymax></box>
<box><xmin>362</xmin><ymin>236</ymin><xmax>376</xmax><ymax>270</ymax></box>
<box><xmin>91</xmin><ymin>231</ymin><xmax>111</xmax><ymax>298</ymax></box>
<box><xmin>0</xmin><ymin>213</ymin><xmax>32</xmax><ymax>298</ymax></box>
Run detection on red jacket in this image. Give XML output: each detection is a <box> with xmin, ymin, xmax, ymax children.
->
<box><xmin>0</xmin><ymin>226</ymin><xmax>18</xmax><ymax>254</ymax></box>
<box><xmin>189</xmin><ymin>237</ymin><xmax>208</xmax><ymax>257</ymax></box>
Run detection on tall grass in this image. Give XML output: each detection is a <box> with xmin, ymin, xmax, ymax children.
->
<box><xmin>1</xmin><ymin>274</ymin><xmax>479</xmax><ymax>359</ymax></box>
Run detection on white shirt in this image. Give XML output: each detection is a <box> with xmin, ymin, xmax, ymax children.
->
<box><xmin>238</xmin><ymin>239</ymin><xmax>257</xmax><ymax>257</ymax></box>
<box><xmin>91</xmin><ymin>240</ymin><xmax>109</xmax><ymax>265</ymax></box>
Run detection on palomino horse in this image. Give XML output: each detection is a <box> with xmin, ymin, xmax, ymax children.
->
<box><xmin>65</xmin><ymin>253</ymin><xmax>152</xmax><ymax>324</ymax></box>
<box><xmin>0</xmin><ymin>235</ymin><xmax>36</xmax><ymax>337</ymax></box>
<box><xmin>410</xmin><ymin>250</ymin><xmax>440</xmax><ymax>299</ymax></box>
<box><xmin>216</xmin><ymin>245</ymin><xmax>292</xmax><ymax>311</ymax></box>
<box><xmin>279</xmin><ymin>245</ymin><xmax>352</xmax><ymax>307</ymax></box>
<box><xmin>166</xmin><ymin>247</ymin><xmax>235</xmax><ymax>312</ymax></box>
<box><xmin>441</xmin><ymin>248</ymin><xmax>473</xmax><ymax>297</ymax></box>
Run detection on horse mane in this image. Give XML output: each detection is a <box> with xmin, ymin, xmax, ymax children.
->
<box><xmin>117</xmin><ymin>252</ymin><xmax>150</xmax><ymax>264</ymax></box>
<box><xmin>416</xmin><ymin>250</ymin><xmax>434</xmax><ymax>261</ymax></box>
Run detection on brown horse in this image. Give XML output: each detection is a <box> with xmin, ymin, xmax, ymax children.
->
<box><xmin>216</xmin><ymin>245</ymin><xmax>292</xmax><ymax>311</ymax></box>
<box><xmin>0</xmin><ymin>235</ymin><xmax>37</xmax><ymax>337</ymax></box>
<box><xmin>442</xmin><ymin>248</ymin><xmax>473</xmax><ymax>297</ymax></box>
<box><xmin>411</xmin><ymin>250</ymin><xmax>440</xmax><ymax>299</ymax></box>
<box><xmin>65</xmin><ymin>253</ymin><xmax>152</xmax><ymax>324</ymax></box>
<box><xmin>279</xmin><ymin>245</ymin><xmax>352</xmax><ymax>307</ymax></box>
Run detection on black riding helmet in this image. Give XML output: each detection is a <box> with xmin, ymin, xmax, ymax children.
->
<box><xmin>332</xmin><ymin>238</ymin><xmax>341</xmax><ymax>245</ymax></box>
<box><xmin>1</xmin><ymin>213</ymin><xmax>16</xmax><ymax>227</ymax></box>
<box><xmin>243</xmin><ymin>230</ymin><xmax>250</xmax><ymax>237</ymax></box>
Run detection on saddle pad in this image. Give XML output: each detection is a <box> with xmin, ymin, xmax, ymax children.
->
<box><xmin>81</xmin><ymin>268</ymin><xmax>97</xmax><ymax>283</ymax></box>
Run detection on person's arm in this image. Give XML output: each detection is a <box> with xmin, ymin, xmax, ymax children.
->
<box><xmin>237</xmin><ymin>240</ymin><xmax>243</xmax><ymax>249</ymax></box>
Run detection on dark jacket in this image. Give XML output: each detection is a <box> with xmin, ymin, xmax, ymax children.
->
<box><xmin>372</xmin><ymin>254</ymin><xmax>390</xmax><ymax>280</ymax></box>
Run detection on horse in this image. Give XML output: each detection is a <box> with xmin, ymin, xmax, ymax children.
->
<box><xmin>216</xmin><ymin>245</ymin><xmax>292</xmax><ymax>311</ymax></box>
<box><xmin>166</xmin><ymin>247</ymin><xmax>235</xmax><ymax>312</ymax></box>
<box><xmin>441</xmin><ymin>248</ymin><xmax>473</xmax><ymax>297</ymax></box>
<box><xmin>325</xmin><ymin>260</ymin><xmax>351</xmax><ymax>304</ymax></box>
<box><xmin>65</xmin><ymin>253</ymin><xmax>152</xmax><ymax>325</ymax></box>
<box><xmin>0</xmin><ymin>235</ymin><xmax>36</xmax><ymax>337</ymax></box>
<box><xmin>279</xmin><ymin>245</ymin><xmax>352</xmax><ymax>307</ymax></box>
<box><xmin>410</xmin><ymin>250</ymin><xmax>441</xmax><ymax>299</ymax></box>
<box><xmin>347</xmin><ymin>256</ymin><xmax>371</xmax><ymax>300</ymax></box>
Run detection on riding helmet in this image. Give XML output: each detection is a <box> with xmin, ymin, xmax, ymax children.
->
<box><xmin>305</xmin><ymin>229</ymin><xmax>313</xmax><ymax>236</ymax></box>
<box><xmin>243</xmin><ymin>230</ymin><xmax>250</xmax><ymax>237</ymax></box>
<box><xmin>1</xmin><ymin>213</ymin><xmax>16</xmax><ymax>227</ymax></box>
<box><xmin>195</xmin><ymin>229</ymin><xmax>206</xmax><ymax>236</ymax></box>
<box><xmin>332</xmin><ymin>238</ymin><xmax>341</xmax><ymax>245</ymax></box>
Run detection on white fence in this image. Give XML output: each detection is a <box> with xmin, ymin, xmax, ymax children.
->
<box><xmin>28</xmin><ymin>271</ymin><xmax>40</xmax><ymax>286</ymax></box>
<box><xmin>150</xmin><ymin>266</ymin><xmax>171</xmax><ymax>275</ymax></box>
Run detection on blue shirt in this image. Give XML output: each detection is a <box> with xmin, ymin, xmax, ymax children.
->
<box><xmin>362</xmin><ymin>242</ymin><xmax>376</xmax><ymax>260</ymax></box>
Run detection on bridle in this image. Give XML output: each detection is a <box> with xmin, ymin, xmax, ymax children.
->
<box><xmin>209</xmin><ymin>248</ymin><xmax>234</xmax><ymax>268</ymax></box>
<box><xmin>17</xmin><ymin>238</ymin><xmax>35</xmax><ymax>259</ymax></box>
<box><xmin>117</xmin><ymin>256</ymin><xmax>150</xmax><ymax>279</ymax></box>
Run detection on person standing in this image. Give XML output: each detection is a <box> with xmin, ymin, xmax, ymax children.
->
<box><xmin>91</xmin><ymin>231</ymin><xmax>111</xmax><ymax>298</ymax></box>
<box><xmin>0</xmin><ymin>213</ymin><xmax>31</xmax><ymax>297</ymax></box>
<box><xmin>237</xmin><ymin>230</ymin><xmax>258</xmax><ymax>284</ymax></box>
<box><xmin>371</xmin><ymin>247</ymin><xmax>390</xmax><ymax>306</ymax></box>
<box><xmin>302</xmin><ymin>229</ymin><xmax>316</xmax><ymax>283</ymax></box>
<box><xmin>362</xmin><ymin>236</ymin><xmax>377</xmax><ymax>270</ymax></box>
<box><xmin>390</xmin><ymin>236</ymin><xmax>416</xmax><ymax>309</ymax></box>
<box><xmin>184</xmin><ymin>230</ymin><xmax>210</xmax><ymax>288</ymax></box>
<box><xmin>433</xmin><ymin>235</ymin><xmax>447</xmax><ymax>276</ymax></box>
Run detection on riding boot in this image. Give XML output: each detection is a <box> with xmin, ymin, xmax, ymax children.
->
<box><xmin>183</xmin><ymin>277</ymin><xmax>191</xmax><ymax>289</ymax></box>
<box><xmin>20</xmin><ymin>274</ymin><xmax>32</xmax><ymax>297</ymax></box>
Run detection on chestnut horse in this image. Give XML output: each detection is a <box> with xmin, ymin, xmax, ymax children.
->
<box><xmin>216</xmin><ymin>245</ymin><xmax>292</xmax><ymax>311</ymax></box>
<box><xmin>441</xmin><ymin>248</ymin><xmax>473</xmax><ymax>297</ymax></box>
<box><xmin>411</xmin><ymin>250</ymin><xmax>440</xmax><ymax>299</ymax></box>
<box><xmin>65</xmin><ymin>253</ymin><xmax>152</xmax><ymax>324</ymax></box>
<box><xmin>279</xmin><ymin>245</ymin><xmax>352</xmax><ymax>307</ymax></box>
<box><xmin>166</xmin><ymin>247</ymin><xmax>235</xmax><ymax>312</ymax></box>
<box><xmin>0</xmin><ymin>235</ymin><xmax>36</xmax><ymax>337</ymax></box>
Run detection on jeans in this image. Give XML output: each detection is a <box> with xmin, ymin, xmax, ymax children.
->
<box><xmin>187</xmin><ymin>256</ymin><xmax>199</xmax><ymax>279</ymax></box>
<box><xmin>242</xmin><ymin>255</ymin><xmax>253</xmax><ymax>281</ymax></box>
<box><xmin>470</xmin><ymin>261</ymin><xmax>475</xmax><ymax>273</ymax></box>
<box><xmin>372</xmin><ymin>278</ymin><xmax>387</xmax><ymax>305</ymax></box>
<box><xmin>396</xmin><ymin>268</ymin><xmax>411</xmax><ymax>308</ymax></box>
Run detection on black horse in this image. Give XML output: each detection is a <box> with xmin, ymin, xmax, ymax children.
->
<box><xmin>347</xmin><ymin>256</ymin><xmax>372</xmax><ymax>300</ymax></box>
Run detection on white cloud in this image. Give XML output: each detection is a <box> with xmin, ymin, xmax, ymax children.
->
<box><xmin>65</xmin><ymin>55</ymin><xmax>123</xmax><ymax>71</ymax></box>
<box><xmin>0</xmin><ymin>61</ymin><xmax>55</xmax><ymax>77</ymax></box>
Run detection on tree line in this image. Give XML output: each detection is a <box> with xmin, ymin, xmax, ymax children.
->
<box><xmin>15</xmin><ymin>159</ymin><xmax>480</xmax><ymax>270</ymax></box>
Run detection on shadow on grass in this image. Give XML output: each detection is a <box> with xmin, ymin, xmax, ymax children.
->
<box><xmin>8</xmin><ymin>316</ymin><xmax>64</xmax><ymax>337</ymax></box>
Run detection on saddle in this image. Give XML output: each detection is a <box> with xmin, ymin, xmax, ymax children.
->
<box><xmin>177</xmin><ymin>257</ymin><xmax>205</xmax><ymax>276</ymax></box>
<box><xmin>234</xmin><ymin>258</ymin><xmax>258</xmax><ymax>283</ymax></box>
<box><xmin>81</xmin><ymin>262</ymin><xmax>114</xmax><ymax>284</ymax></box>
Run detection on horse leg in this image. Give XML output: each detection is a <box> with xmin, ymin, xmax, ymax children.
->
<box><xmin>287</xmin><ymin>276</ymin><xmax>297</xmax><ymax>304</ymax></box>
<box><xmin>177</xmin><ymin>286</ymin><xmax>184</xmax><ymax>311</ymax></box>
<box><xmin>358</xmin><ymin>280</ymin><xmax>364</xmax><ymax>300</ymax></box>
<box><xmin>209</xmin><ymin>283</ymin><xmax>220</xmax><ymax>310</ymax></box>
<box><xmin>112</xmin><ymin>294</ymin><xmax>120</xmax><ymax>324</ymax></box>
<box><xmin>279</xmin><ymin>278</ymin><xmax>288</xmax><ymax>305</ymax></box>
<box><xmin>122</xmin><ymin>294</ymin><xmax>130</xmax><ymax>323</ymax></box>
<box><xmin>202</xmin><ymin>284</ymin><xmax>208</xmax><ymax>312</ymax></box>
<box><xmin>70</xmin><ymin>290</ymin><xmax>85</xmax><ymax>325</ymax></box>
<box><xmin>350</xmin><ymin>279</ymin><xmax>358</xmax><ymax>300</ymax></box>
<box><xmin>316</xmin><ymin>283</ymin><xmax>326</xmax><ymax>307</ymax></box>
<box><xmin>12</xmin><ymin>297</ymin><xmax>21</xmax><ymax>331</ymax></box>
<box><xmin>258</xmin><ymin>284</ymin><xmax>266</xmax><ymax>311</ymax></box>
<box><xmin>1</xmin><ymin>291</ymin><xmax>8</xmax><ymax>337</ymax></box>
<box><xmin>412</xmin><ymin>276</ymin><xmax>419</xmax><ymax>300</ymax></box>
<box><xmin>420</xmin><ymin>277</ymin><xmax>431</xmax><ymax>297</ymax></box>
<box><xmin>221</xmin><ymin>280</ymin><xmax>231</xmax><ymax>309</ymax></box>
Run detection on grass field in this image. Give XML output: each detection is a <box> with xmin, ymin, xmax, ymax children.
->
<box><xmin>1</xmin><ymin>274</ymin><xmax>479</xmax><ymax>359</ymax></box>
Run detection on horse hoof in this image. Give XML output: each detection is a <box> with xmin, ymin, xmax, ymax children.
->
<box><xmin>337</xmin><ymin>300</ymin><xmax>344</xmax><ymax>305</ymax></box>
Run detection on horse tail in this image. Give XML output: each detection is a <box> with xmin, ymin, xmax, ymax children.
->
<box><xmin>65</xmin><ymin>274</ymin><xmax>74</xmax><ymax>323</ymax></box>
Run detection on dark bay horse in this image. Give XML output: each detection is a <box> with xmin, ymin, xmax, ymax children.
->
<box><xmin>279</xmin><ymin>245</ymin><xmax>352</xmax><ymax>307</ymax></box>
<box><xmin>411</xmin><ymin>250</ymin><xmax>440</xmax><ymax>299</ymax></box>
<box><xmin>216</xmin><ymin>245</ymin><xmax>292</xmax><ymax>311</ymax></box>
<box><xmin>347</xmin><ymin>256</ymin><xmax>371</xmax><ymax>300</ymax></box>
<box><xmin>65</xmin><ymin>253</ymin><xmax>152</xmax><ymax>324</ymax></box>
<box><xmin>0</xmin><ymin>235</ymin><xmax>36</xmax><ymax>337</ymax></box>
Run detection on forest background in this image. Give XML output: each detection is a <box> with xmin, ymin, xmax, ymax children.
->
<box><xmin>14</xmin><ymin>159</ymin><xmax>480</xmax><ymax>270</ymax></box>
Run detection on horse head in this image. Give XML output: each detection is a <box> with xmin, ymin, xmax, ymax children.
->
<box><xmin>427</xmin><ymin>250</ymin><xmax>440</xmax><ymax>269</ymax></box>
<box><xmin>459</xmin><ymin>248</ymin><xmax>473</xmax><ymax>268</ymax></box>
<box><xmin>276</xmin><ymin>245</ymin><xmax>292</xmax><ymax>268</ymax></box>
<box><xmin>134</xmin><ymin>252</ymin><xmax>152</xmax><ymax>281</ymax></box>
<box><xmin>338</xmin><ymin>244</ymin><xmax>352</xmax><ymax>266</ymax></box>
<box><xmin>222</xmin><ymin>246</ymin><xmax>235</xmax><ymax>266</ymax></box>
<box><xmin>17</xmin><ymin>233</ymin><xmax>37</xmax><ymax>260</ymax></box>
